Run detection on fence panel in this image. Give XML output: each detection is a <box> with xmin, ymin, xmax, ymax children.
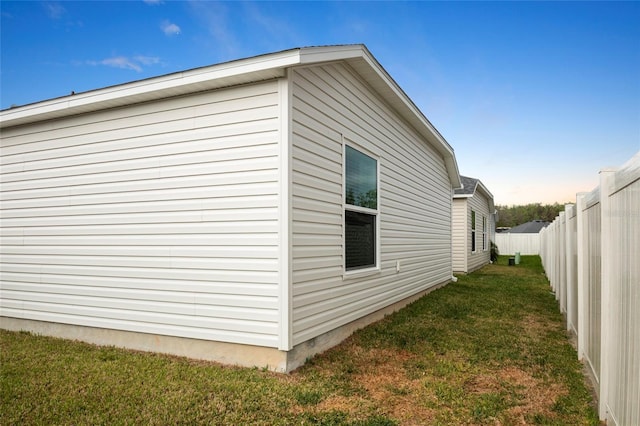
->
<box><xmin>494</xmin><ymin>233</ymin><xmax>540</xmax><ymax>255</ymax></box>
<box><xmin>576</xmin><ymin>190</ymin><xmax>602</xmax><ymax>392</ymax></box>
<box><xmin>539</xmin><ymin>151</ymin><xmax>639</xmax><ymax>425</ymax></box>
<box><xmin>558</xmin><ymin>211</ymin><xmax>567</xmax><ymax>313</ymax></box>
<box><xmin>601</xmin><ymin>164</ymin><xmax>640</xmax><ymax>426</ymax></box>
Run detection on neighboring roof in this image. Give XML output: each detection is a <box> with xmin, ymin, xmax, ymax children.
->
<box><xmin>506</xmin><ymin>220</ymin><xmax>550</xmax><ymax>233</ymax></box>
<box><xmin>454</xmin><ymin>176</ymin><xmax>480</xmax><ymax>196</ymax></box>
<box><xmin>0</xmin><ymin>44</ymin><xmax>461</xmax><ymax>189</ymax></box>
<box><xmin>453</xmin><ymin>175</ymin><xmax>495</xmax><ymax>212</ymax></box>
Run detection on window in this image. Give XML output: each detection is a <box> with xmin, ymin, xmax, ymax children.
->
<box><xmin>471</xmin><ymin>210</ymin><xmax>476</xmax><ymax>253</ymax></box>
<box><xmin>482</xmin><ymin>215</ymin><xmax>487</xmax><ymax>251</ymax></box>
<box><xmin>345</xmin><ymin>145</ymin><xmax>378</xmax><ymax>271</ymax></box>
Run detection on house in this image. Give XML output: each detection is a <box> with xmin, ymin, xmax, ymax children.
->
<box><xmin>0</xmin><ymin>45</ymin><xmax>461</xmax><ymax>372</ymax></box>
<box><xmin>505</xmin><ymin>219</ymin><xmax>549</xmax><ymax>233</ymax></box>
<box><xmin>452</xmin><ymin>176</ymin><xmax>495</xmax><ymax>273</ymax></box>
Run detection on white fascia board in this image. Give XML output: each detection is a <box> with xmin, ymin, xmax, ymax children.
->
<box><xmin>445</xmin><ymin>157</ymin><xmax>463</xmax><ymax>190</ymax></box>
<box><xmin>366</xmin><ymin>49</ymin><xmax>462</xmax><ymax>189</ymax></box>
<box><xmin>477</xmin><ymin>180</ymin><xmax>496</xmax><ymax>212</ymax></box>
<box><xmin>476</xmin><ymin>180</ymin><xmax>494</xmax><ymax>200</ymax></box>
<box><xmin>1</xmin><ymin>43</ymin><xmax>462</xmax><ymax>190</ymax></box>
<box><xmin>454</xmin><ymin>178</ymin><xmax>494</xmax><ymax>201</ymax></box>
<box><xmin>453</xmin><ymin>180</ymin><xmax>494</xmax><ymax>214</ymax></box>
<box><xmin>299</xmin><ymin>44</ymin><xmax>369</xmax><ymax>64</ymax></box>
<box><xmin>0</xmin><ymin>49</ymin><xmax>302</xmax><ymax>128</ymax></box>
<box><xmin>334</xmin><ymin>45</ymin><xmax>461</xmax><ymax>189</ymax></box>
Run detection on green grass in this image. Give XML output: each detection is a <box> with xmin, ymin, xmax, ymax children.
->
<box><xmin>0</xmin><ymin>256</ymin><xmax>599</xmax><ymax>425</ymax></box>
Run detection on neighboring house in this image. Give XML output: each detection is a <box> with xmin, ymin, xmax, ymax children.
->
<box><xmin>452</xmin><ymin>176</ymin><xmax>495</xmax><ymax>273</ymax></box>
<box><xmin>0</xmin><ymin>45</ymin><xmax>461</xmax><ymax>372</ymax></box>
<box><xmin>495</xmin><ymin>220</ymin><xmax>549</xmax><ymax>255</ymax></box>
<box><xmin>505</xmin><ymin>220</ymin><xmax>550</xmax><ymax>233</ymax></box>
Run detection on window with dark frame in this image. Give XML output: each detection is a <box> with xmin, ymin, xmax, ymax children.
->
<box><xmin>345</xmin><ymin>145</ymin><xmax>378</xmax><ymax>271</ymax></box>
<box><xmin>471</xmin><ymin>210</ymin><xmax>476</xmax><ymax>253</ymax></box>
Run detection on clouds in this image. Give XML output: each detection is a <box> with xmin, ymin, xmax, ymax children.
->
<box><xmin>72</xmin><ymin>2</ymin><xmax>179</xmax><ymax>74</ymax></box>
<box><xmin>161</xmin><ymin>20</ymin><xmax>181</xmax><ymax>36</ymax></box>
<box><xmin>77</xmin><ymin>3</ymin><xmax>180</xmax><ymax>73</ymax></box>
<box><xmin>143</xmin><ymin>0</ymin><xmax>181</xmax><ymax>37</ymax></box>
<box><xmin>42</xmin><ymin>1</ymin><xmax>83</xmax><ymax>30</ymax></box>
<box><xmin>84</xmin><ymin>55</ymin><xmax>161</xmax><ymax>72</ymax></box>
<box><xmin>187</xmin><ymin>1</ymin><xmax>237</xmax><ymax>57</ymax></box>
<box><xmin>185</xmin><ymin>1</ymin><xmax>303</xmax><ymax>61</ymax></box>
<box><xmin>44</xmin><ymin>2</ymin><xmax>66</xmax><ymax>20</ymax></box>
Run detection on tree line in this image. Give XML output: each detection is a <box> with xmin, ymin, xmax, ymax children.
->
<box><xmin>496</xmin><ymin>203</ymin><xmax>566</xmax><ymax>228</ymax></box>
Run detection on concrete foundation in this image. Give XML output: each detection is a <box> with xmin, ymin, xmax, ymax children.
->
<box><xmin>1</xmin><ymin>280</ymin><xmax>448</xmax><ymax>373</ymax></box>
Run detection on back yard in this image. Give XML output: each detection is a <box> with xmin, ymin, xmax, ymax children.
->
<box><xmin>0</xmin><ymin>256</ymin><xmax>599</xmax><ymax>425</ymax></box>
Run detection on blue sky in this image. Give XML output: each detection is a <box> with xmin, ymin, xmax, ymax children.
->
<box><xmin>2</xmin><ymin>1</ymin><xmax>639</xmax><ymax>205</ymax></box>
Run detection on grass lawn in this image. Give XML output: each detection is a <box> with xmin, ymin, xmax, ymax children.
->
<box><xmin>1</xmin><ymin>256</ymin><xmax>599</xmax><ymax>425</ymax></box>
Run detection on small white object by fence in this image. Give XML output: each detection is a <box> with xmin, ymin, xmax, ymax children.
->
<box><xmin>540</xmin><ymin>151</ymin><xmax>640</xmax><ymax>426</ymax></box>
<box><xmin>494</xmin><ymin>232</ymin><xmax>540</xmax><ymax>255</ymax></box>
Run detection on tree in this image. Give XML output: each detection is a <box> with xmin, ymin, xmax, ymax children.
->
<box><xmin>496</xmin><ymin>203</ymin><xmax>565</xmax><ymax>228</ymax></box>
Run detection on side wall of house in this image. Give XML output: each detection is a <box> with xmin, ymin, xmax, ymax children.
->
<box><xmin>0</xmin><ymin>81</ymin><xmax>283</xmax><ymax>348</ymax></box>
<box><xmin>452</xmin><ymin>198</ymin><xmax>468</xmax><ymax>273</ymax></box>
<box><xmin>289</xmin><ymin>62</ymin><xmax>452</xmax><ymax>345</ymax></box>
<box><xmin>467</xmin><ymin>191</ymin><xmax>491</xmax><ymax>272</ymax></box>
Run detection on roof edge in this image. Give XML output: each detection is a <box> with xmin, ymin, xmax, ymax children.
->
<box><xmin>313</xmin><ymin>45</ymin><xmax>460</xmax><ymax>188</ymax></box>
<box><xmin>454</xmin><ymin>175</ymin><xmax>495</xmax><ymax>210</ymax></box>
<box><xmin>0</xmin><ymin>48</ymin><xmax>304</xmax><ymax>128</ymax></box>
<box><xmin>1</xmin><ymin>44</ymin><xmax>461</xmax><ymax>188</ymax></box>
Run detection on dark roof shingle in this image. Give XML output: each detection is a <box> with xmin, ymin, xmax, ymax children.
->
<box><xmin>454</xmin><ymin>175</ymin><xmax>478</xmax><ymax>195</ymax></box>
<box><xmin>507</xmin><ymin>220</ymin><xmax>550</xmax><ymax>233</ymax></box>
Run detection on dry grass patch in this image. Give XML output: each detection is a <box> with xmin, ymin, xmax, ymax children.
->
<box><xmin>467</xmin><ymin>366</ymin><xmax>569</xmax><ymax>424</ymax></box>
<box><xmin>290</xmin><ymin>346</ymin><xmax>437</xmax><ymax>424</ymax></box>
<box><xmin>345</xmin><ymin>349</ymin><xmax>436</xmax><ymax>423</ymax></box>
<box><xmin>520</xmin><ymin>312</ymin><xmax>556</xmax><ymax>338</ymax></box>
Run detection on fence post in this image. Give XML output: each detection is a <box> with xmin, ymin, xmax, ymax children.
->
<box><xmin>540</xmin><ymin>227</ymin><xmax>546</xmax><ymax>270</ymax></box>
<box><xmin>549</xmin><ymin>221</ymin><xmax>556</xmax><ymax>295</ymax></box>
<box><xmin>558</xmin><ymin>211</ymin><xmax>567</xmax><ymax>313</ymax></box>
<box><xmin>598</xmin><ymin>169</ymin><xmax>615</xmax><ymax>421</ymax></box>
<box><xmin>575</xmin><ymin>194</ymin><xmax>587</xmax><ymax>360</ymax></box>
<box><xmin>565</xmin><ymin>204</ymin><xmax>577</xmax><ymax>334</ymax></box>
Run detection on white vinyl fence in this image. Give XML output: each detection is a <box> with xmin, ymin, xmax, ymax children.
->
<box><xmin>494</xmin><ymin>233</ymin><xmax>540</xmax><ymax>255</ymax></box>
<box><xmin>540</xmin><ymin>151</ymin><xmax>640</xmax><ymax>425</ymax></box>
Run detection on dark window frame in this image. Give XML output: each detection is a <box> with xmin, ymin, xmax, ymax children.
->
<box><xmin>471</xmin><ymin>210</ymin><xmax>477</xmax><ymax>253</ymax></box>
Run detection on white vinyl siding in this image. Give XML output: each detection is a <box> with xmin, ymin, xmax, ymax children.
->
<box><xmin>467</xmin><ymin>192</ymin><xmax>491</xmax><ymax>272</ymax></box>
<box><xmin>0</xmin><ymin>81</ymin><xmax>282</xmax><ymax>347</ymax></box>
<box><xmin>451</xmin><ymin>198</ymin><xmax>468</xmax><ymax>272</ymax></box>
<box><xmin>453</xmin><ymin>189</ymin><xmax>492</xmax><ymax>274</ymax></box>
<box><xmin>290</xmin><ymin>62</ymin><xmax>452</xmax><ymax>345</ymax></box>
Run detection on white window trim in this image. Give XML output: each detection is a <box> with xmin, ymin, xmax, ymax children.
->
<box><xmin>482</xmin><ymin>215</ymin><xmax>488</xmax><ymax>251</ymax></box>
<box><xmin>342</xmin><ymin>136</ymin><xmax>381</xmax><ymax>279</ymax></box>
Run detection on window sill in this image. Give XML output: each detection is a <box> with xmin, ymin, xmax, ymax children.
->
<box><xmin>343</xmin><ymin>267</ymin><xmax>381</xmax><ymax>280</ymax></box>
